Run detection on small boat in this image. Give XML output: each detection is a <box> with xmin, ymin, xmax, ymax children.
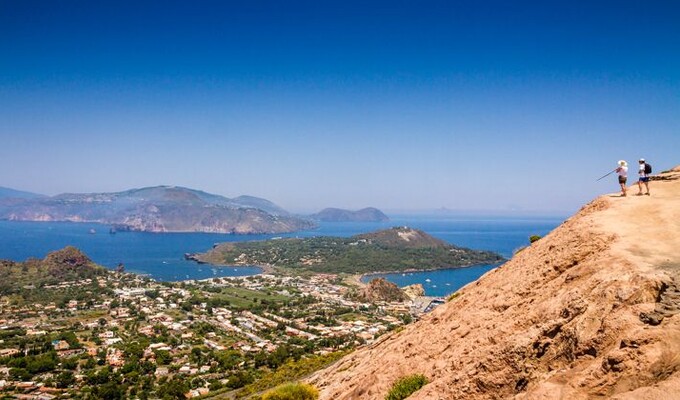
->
<box><xmin>88</xmin><ymin>228</ymin><xmax>96</xmax><ymax>234</ymax></box>
<box><xmin>425</xmin><ymin>278</ymin><xmax>431</xmax><ymax>282</ymax></box>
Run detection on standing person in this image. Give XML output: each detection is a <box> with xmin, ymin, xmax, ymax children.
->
<box><xmin>637</xmin><ymin>158</ymin><xmax>651</xmax><ymax>196</ymax></box>
<box><xmin>616</xmin><ymin>160</ymin><xmax>628</xmax><ymax>197</ymax></box>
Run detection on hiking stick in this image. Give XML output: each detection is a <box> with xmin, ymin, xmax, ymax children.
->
<box><xmin>596</xmin><ymin>169</ymin><xmax>617</xmax><ymax>181</ymax></box>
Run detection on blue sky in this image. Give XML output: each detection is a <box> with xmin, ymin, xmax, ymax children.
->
<box><xmin>1</xmin><ymin>1</ymin><xmax>678</xmax><ymax>214</ymax></box>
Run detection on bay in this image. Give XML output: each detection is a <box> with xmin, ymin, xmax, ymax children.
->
<box><xmin>0</xmin><ymin>215</ymin><xmax>563</xmax><ymax>292</ymax></box>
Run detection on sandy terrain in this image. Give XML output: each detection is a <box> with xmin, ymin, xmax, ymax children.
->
<box><xmin>309</xmin><ymin>166</ymin><xmax>680</xmax><ymax>399</ymax></box>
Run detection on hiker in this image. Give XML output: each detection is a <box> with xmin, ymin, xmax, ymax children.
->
<box><xmin>616</xmin><ymin>160</ymin><xmax>628</xmax><ymax>197</ymax></box>
<box><xmin>637</xmin><ymin>158</ymin><xmax>651</xmax><ymax>196</ymax></box>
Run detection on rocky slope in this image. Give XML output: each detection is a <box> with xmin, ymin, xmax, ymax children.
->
<box><xmin>310</xmin><ymin>207</ymin><xmax>389</xmax><ymax>222</ymax></box>
<box><xmin>0</xmin><ymin>186</ymin><xmax>314</xmax><ymax>234</ymax></box>
<box><xmin>348</xmin><ymin>278</ymin><xmax>408</xmax><ymax>303</ymax></box>
<box><xmin>309</xmin><ymin>166</ymin><xmax>680</xmax><ymax>399</ymax></box>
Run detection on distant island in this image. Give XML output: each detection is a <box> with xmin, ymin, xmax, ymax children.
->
<box><xmin>0</xmin><ymin>186</ymin><xmax>45</xmax><ymax>200</ymax></box>
<box><xmin>197</xmin><ymin>226</ymin><xmax>504</xmax><ymax>274</ymax></box>
<box><xmin>310</xmin><ymin>207</ymin><xmax>389</xmax><ymax>222</ymax></box>
<box><xmin>0</xmin><ymin>185</ymin><xmax>315</xmax><ymax>234</ymax></box>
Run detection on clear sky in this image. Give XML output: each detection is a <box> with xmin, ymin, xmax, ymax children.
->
<box><xmin>1</xmin><ymin>1</ymin><xmax>678</xmax><ymax>214</ymax></box>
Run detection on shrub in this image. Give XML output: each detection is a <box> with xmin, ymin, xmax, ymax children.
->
<box><xmin>385</xmin><ymin>374</ymin><xmax>428</xmax><ymax>400</ymax></box>
<box><xmin>262</xmin><ymin>382</ymin><xmax>319</xmax><ymax>400</ymax></box>
<box><xmin>446</xmin><ymin>292</ymin><xmax>461</xmax><ymax>302</ymax></box>
<box><xmin>529</xmin><ymin>235</ymin><xmax>542</xmax><ymax>243</ymax></box>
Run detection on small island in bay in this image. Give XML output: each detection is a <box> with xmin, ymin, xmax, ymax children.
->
<box><xmin>196</xmin><ymin>226</ymin><xmax>504</xmax><ymax>275</ymax></box>
<box><xmin>309</xmin><ymin>207</ymin><xmax>389</xmax><ymax>222</ymax></box>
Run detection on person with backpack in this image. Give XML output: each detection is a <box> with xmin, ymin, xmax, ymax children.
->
<box><xmin>637</xmin><ymin>158</ymin><xmax>652</xmax><ymax>196</ymax></box>
<box><xmin>616</xmin><ymin>160</ymin><xmax>628</xmax><ymax>197</ymax></box>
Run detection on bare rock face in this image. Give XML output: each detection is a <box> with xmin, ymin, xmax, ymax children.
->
<box><xmin>401</xmin><ymin>284</ymin><xmax>425</xmax><ymax>299</ymax></box>
<box><xmin>309</xmin><ymin>167</ymin><xmax>680</xmax><ymax>399</ymax></box>
<box><xmin>350</xmin><ymin>278</ymin><xmax>407</xmax><ymax>303</ymax></box>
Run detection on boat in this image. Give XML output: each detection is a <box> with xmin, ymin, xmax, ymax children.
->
<box><xmin>88</xmin><ymin>228</ymin><xmax>96</xmax><ymax>234</ymax></box>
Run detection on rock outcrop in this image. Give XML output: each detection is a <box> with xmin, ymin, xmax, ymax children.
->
<box><xmin>309</xmin><ymin>166</ymin><xmax>680</xmax><ymax>399</ymax></box>
<box><xmin>402</xmin><ymin>283</ymin><xmax>425</xmax><ymax>299</ymax></box>
<box><xmin>349</xmin><ymin>278</ymin><xmax>408</xmax><ymax>303</ymax></box>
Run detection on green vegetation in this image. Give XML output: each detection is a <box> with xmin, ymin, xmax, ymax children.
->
<box><xmin>385</xmin><ymin>374</ymin><xmax>429</xmax><ymax>400</ymax></box>
<box><xmin>234</xmin><ymin>351</ymin><xmax>348</xmax><ymax>398</ymax></box>
<box><xmin>0</xmin><ymin>246</ymin><xmax>412</xmax><ymax>399</ymax></box>
<box><xmin>0</xmin><ymin>247</ymin><xmax>106</xmax><ymax>296</ymax></box>
<box><xmin>446</xmin><ymin>292</ymin><xmax>461</xmax><ymax>302</ymax></box>
<box><xmin>529</xmin><ymin>235</ymin><xmax>542</xmax><ymax>243</ymax></box>
<box><xmin>201</xmin><ymin>227</ymin><xmax>503</xmax><ymax>274</ymax></box>
<box><xmin>261</xmin><ymin>382</ymin><xmax>319</xmax><ymax>400</ymax></box>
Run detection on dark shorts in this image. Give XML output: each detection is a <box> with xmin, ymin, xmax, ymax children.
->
<box><xmin>619</xmin><ymin>176</ymin><xmax>627</xmax><ymax>184</ymax></box>
<box><xmin>639</xmin><ymin>176</ymin><xmax>650</xmax><ymax>183</ymax></box>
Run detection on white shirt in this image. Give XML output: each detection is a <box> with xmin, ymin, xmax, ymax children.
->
<box><xmin>617</xmin><ymin>166</ymin><xmax>628</xmax><ymax>177</ymax></box>
<box><xmin>639</xmin><ymin>163</ymin><xmax>647</xmax><ymax>177</ymax></box>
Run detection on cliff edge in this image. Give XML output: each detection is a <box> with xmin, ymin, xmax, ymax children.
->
<box><xmin>309</xmin><ymin>166</ymin><xmax>680</xmax><ymax>399</ymax></box>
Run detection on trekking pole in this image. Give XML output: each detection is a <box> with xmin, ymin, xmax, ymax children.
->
<box><xmin>596</xmin><ymin>169</ymin><xmax>617</xmax><ymax>181</ymax></box>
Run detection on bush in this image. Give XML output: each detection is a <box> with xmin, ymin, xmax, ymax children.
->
<box><xmin>385</xmin><ymin>374</ymin><xmax>428</xmax><ymax>400</ymax></box>
<box><xmin>529</xmin><ymin>235</ymin><xmax>542</xmax><ymax>243</ymax></box>
<box><xmin>262</xmin><ymin>382</ymin><xmax>319</xmax><ymax>400</ymax></box>
<box><xmin>446</xmin><ymin>292</ymin><xmax>461</xmax><ymax>302</ymax></box>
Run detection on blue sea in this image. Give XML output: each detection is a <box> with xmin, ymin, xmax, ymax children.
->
<box><xmin>0</xmin><ymin>215</ymin><xmax>563</xmax><ymax>294</ymax></box>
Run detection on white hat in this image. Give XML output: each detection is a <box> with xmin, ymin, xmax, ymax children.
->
<box><xmin>618</xmin><ymin>160</ymin><xmax>627</xmax><ymax>166</ymax></box>
<box><xmin>639</xmin><ymin>158</ymin><xmax>645</xmax><ymax>162</ymax></box>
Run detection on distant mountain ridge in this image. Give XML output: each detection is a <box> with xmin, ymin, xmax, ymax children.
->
<box><xmin>310</xmin><ymin>207</ymin><xmax>389</xmax><ymax>222</ymax></box>
<box><xmin>0</xmin><ymin>186</ymin><xmax>44</xmax><ymax>199</ymax></box>
<box><xmin>0</xmin><ymin>185</ymin><xmax>314</xmax><ymax>234</ymax></box>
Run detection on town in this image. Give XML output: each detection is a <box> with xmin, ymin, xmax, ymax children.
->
<box><xmin>0</xmin><ymin>267</ymin><xmax>441</xmax><ymax>399</ymax></box>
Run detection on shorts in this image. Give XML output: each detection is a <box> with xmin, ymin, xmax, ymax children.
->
<box><xmin>619</xmin><ymin>176</ymin><xmax>627</xmax><ymax>184</ymax></box>
<box><xmin>639</xmin><ymin>176</ymin><xmax>650</xmax><ymax>183</ymax></box>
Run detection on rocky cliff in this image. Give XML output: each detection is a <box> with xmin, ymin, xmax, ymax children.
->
<box><xmin>309</xmin><ymin>166</ymin><xmax>680</xmax><ymax>399</ymax></box>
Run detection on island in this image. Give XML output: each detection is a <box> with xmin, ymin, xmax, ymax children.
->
<box><xmin>309</xmin><ymin>207</ymin><xmax>389</xmax><ymax>222</ymax></box>
<box><xmin>0</xmin><ymin>185</ymin><xmax>315</xmax><ymax>234</ymax></box>
<box><xmin>196</xmin><ymin>226</ymin><xmax>504</xmax><ymax>275</ymax></box>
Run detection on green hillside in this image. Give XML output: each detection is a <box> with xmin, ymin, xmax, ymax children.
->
<box><xmin>198</xmin><ymin>227</ymin><xmax>504</xmax><ymax>274</ymax></box>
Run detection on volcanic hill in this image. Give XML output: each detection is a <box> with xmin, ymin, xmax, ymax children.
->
<box><xmin>309</xmin><ymin>166</ymin><xmax>680</xmax><ymax>399</ymax></box>
<box><xmin>198</xmin><ymin>227</ymin><xmax>503</xmax><ymax>274</ymax></box>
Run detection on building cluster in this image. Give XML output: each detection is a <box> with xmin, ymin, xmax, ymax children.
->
<box><xmin>0</xmin><ymin>270</ymin><xmax>436</xmax><ymax>398</ymax></box>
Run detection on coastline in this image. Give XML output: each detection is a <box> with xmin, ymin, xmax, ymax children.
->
<box><xmin>357</xmin><ymin>261</ymin><xmax>505</xmax><ymax>284</ymax></box>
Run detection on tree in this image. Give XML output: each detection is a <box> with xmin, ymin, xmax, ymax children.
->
<box><xmin>56</xmin><ymin>371</ymin><xmax>76</xmax><ymax>388</ymax></box>
<box><xmin>156</xmin><ymin>377</ymin><xmax>189</xmax><ymax>399</ymax></box>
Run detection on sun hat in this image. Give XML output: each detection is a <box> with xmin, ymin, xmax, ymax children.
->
<box><xmin>639</xmin><ymin>158</ymin><xmax>645</xmax><ymax>162</ymax></box>
<box><xmin>618</xmin><ymin>160</ymin><xmax>627</xmax><ymax>166</ymax></box>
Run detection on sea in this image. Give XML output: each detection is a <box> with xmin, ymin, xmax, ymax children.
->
<box><xmin>0</xmin><ymin>215</ymin><xmax>564</xmax><ymax>296</ymax></box>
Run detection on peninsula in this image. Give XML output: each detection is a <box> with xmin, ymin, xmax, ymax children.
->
<box><xmin>196</xmin><ymin>226</ymin><xmax>504</xmax><ymax>275</ymax></box>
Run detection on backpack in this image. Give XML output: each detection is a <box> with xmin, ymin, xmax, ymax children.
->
<box><xmin>644</xmin><ymin>163</ymin><xmax>652</xmax><ymax>174</ymax></box>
